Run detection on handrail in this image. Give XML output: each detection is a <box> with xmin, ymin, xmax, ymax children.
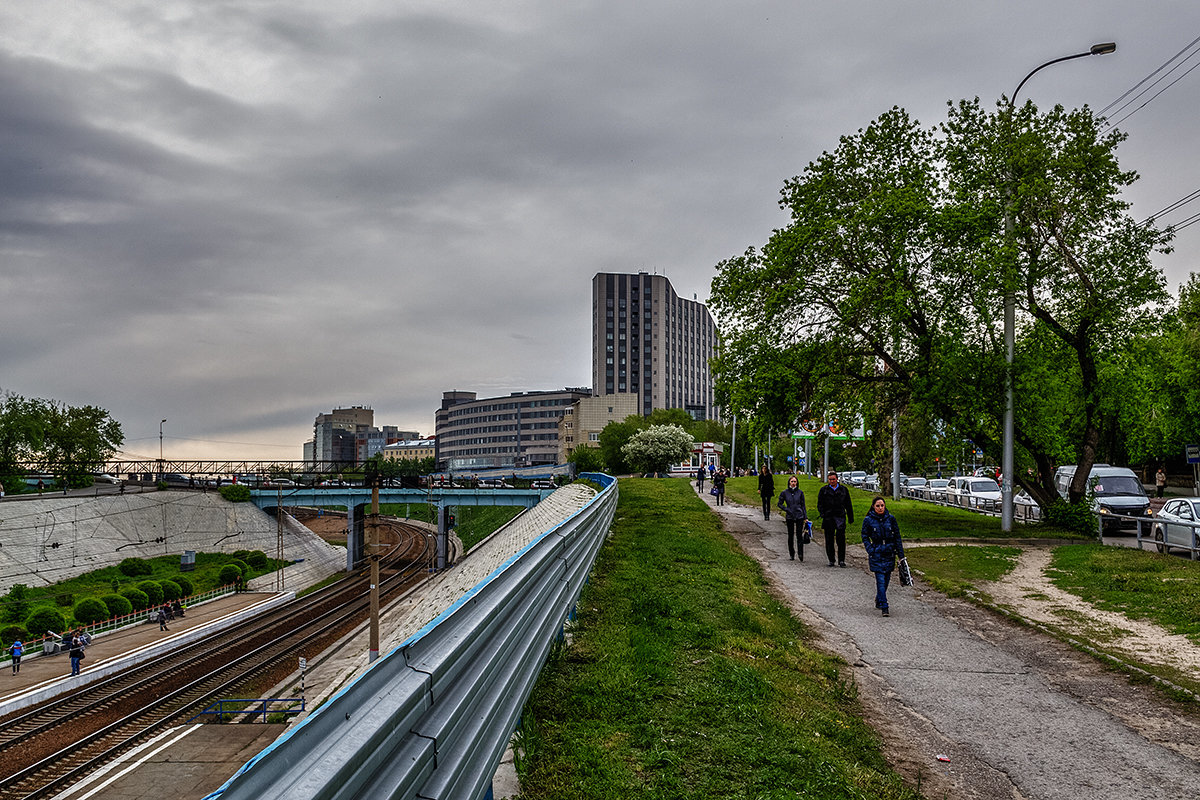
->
<box><xmin>204</xmin><ymin>474</ymin><xmax>617</xmax><ymax>800</ymax></box>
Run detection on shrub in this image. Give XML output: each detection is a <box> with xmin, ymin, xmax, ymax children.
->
<box><xmin>1</xmin><ymin>624</ymin><xmax>28</xmax><ymax>645</ymax></box>
<box><xmin>173</xmin><ymin>576</ymin><xmax>194</xmax><ymax>597</ymax></box>
<box><xmin>245</xmin><ymin>550</ymin><xmax>269</xmax><ymax>569</ymax></box>
<box><xmin>121</xmin><ymin>588</ymin><xmax>150</xmax><ymax>611</ymax></box>
<box><xmin>110</xmin><ymin>579</ymin><xmax>121</xmax><ymax>593</ymax></box>
<box><xmin>1045</xmin><ymin>498</ymin><xmax>1096</xmax><ymax>534</ymax></box>
<box><xmin>160</xmin><ymin>580</ymin><xmax>182</xmax><ymax>602</ymax></box>
<box><xmin>230</xmin><ymin>559</ymin><xmax>249</xmax><ymax>576</ymax></box>
<box><xmin>3</xmin><ymin>584</ymin><xmax>31</xmax><ymax>623</ymax></box>
<box><xmin>55</xmin><ymin>592</ymin><xmax>75</xmax><ymax>607</ymax></box>
<box><xmin>218</xmin><ymin>564</ymin><xmax>243</xmax><ymax>586</ymax></box>
<box><xmin>25</xmin><ymin>607</ymin><xmax>67</xmax><ymax>637</ymax></box>
<box><xmin>219</xmin><ymin>484</ymin><xmax>252</xmax><ymax>503</ymax></box>
<box><xmin>119</xmin><ymin>557</ymin><xmax>153</xmax><ymax>577</ymax></box>
<box><xmin>101</xmin><ymin>594</ymin><xmax>133</xmax><ymax>618</ymax></box>
<box><xmin>138</xmin><ymin>581</ymin><xmax>164</xmax><ymax>606</ymax></box>
<box><xmin>73</xmin><ymin>597</ymin><xmax>110</xmax><ymax>625</ymax></box>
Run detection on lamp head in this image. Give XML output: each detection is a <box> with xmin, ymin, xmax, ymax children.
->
<box><xmin>1091</xmin><ymin>42</ymin><xmax>1116</xmax><ymax>55</ymax></box>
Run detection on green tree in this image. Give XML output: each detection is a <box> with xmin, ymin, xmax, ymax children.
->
<box><xmin>40</xmin><ymin>401</ymin><xmax>124</xmax><ymax>486</ymax></box>
<box><xmin>597</xmin><ymin>418</ymin><xmax>645</xmax><ymax>475</ymax></box>
<box><xmin>101</xmin><ymin>594</ymin><xmax>134</xmax><ymax>618</ymax></box>
<box><xmin>567</xmin><ymin>444</ymin><xmax>605</xmax><ymax>474</ymax></box>
<box><xmin>138</xmin><ymin>581</ymin><xmax>164</xmax><ymax>606</ymax></box>
<box><xmin>25</xmin><ymin>607</ymin><xmax>67</xmax><ymax>637</ymax></box>
<box><xmin>622</xmin><ymin>425</ymin><xmax>694</xmax><ymax>475</ymax></box>
<box><xmin>710</xmin><ymin>101</ymin><xmax>1171</xmax><ymax>513</ymax></box>
<box><xmin>121</xmin><ymin>588</ymin><xmax>149</xmax><ymax>611</ymax></box>
<box><xmin>3</xmin><ymin>584</ymin><xmax>31</xmax><ymax>624</ymax></box>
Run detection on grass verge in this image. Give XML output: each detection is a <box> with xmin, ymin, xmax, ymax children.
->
<box><xmin>515</xmin><ymin>478</ymin><xmax>922</xmax><ymax>799</ymax></box>
<box><xmin>722</xmin><ymin>475</ymin><xmax>1084</xmax><ymax>540</ymax></box>
<box><xmin>1047</xmin><ymin>544</ymin><xmax>1200</xmax><ymax>643</ymax></box>
<box><xmin>904</xmin><ymin>545</ymin><xmax>1022</xmax><ymax>601</ymax></box>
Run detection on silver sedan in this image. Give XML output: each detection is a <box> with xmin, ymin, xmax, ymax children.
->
<box><xmin>1152</xmin><ymin>497</ymin><xmax>1200</xmax><ymax>555</ymax></box>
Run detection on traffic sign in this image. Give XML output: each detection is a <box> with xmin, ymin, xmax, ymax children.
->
<box><xmin>1187</xmin><ymin>444</ymin><xmax>1200</xmax><ymax>465</ymax></box>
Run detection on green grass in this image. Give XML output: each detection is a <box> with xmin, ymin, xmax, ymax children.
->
<box><xmin>723</xmin><ymin>475</ymin><xmax>1084</xmax><ymax>540</ymax></box>
<box><xmin>905</xmin><ymin>545</ymin><xmax>1022</xmax><ymax>599</ymax></box>
<box><xmin>1</xmin><ymin>551</ymin><xmax>283</xmax><ymax>629</ymax></box>
<box><xmin>1047</xmin><ymin>544</ymin><xmax>1200</xmax><ymax>643</ymax></box>
<box><xmin>516</xmin><ymin>478</ymin><xmax>922</xmax><ymax>799</ymax></box>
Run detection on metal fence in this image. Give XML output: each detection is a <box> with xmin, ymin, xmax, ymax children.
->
<box><xmin>1119</xmin><ymin>513</ymin><xmax>1200</xmax><ymax>560</ymax></box>
<box><xmin>203</xmin><ymin>473</ymin><xmax>618</xmax><ymax>800</ymax></box>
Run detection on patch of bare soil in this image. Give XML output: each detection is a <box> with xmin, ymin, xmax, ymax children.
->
<box><xmin>980</xmin><ymin>546</ymin><xmax>1200</xmax><ymax>680</ymax></box>
<box><xmin>299</xmin><ymin>513</ymin><xmax>348</xmax><ymax>545</ymax></box>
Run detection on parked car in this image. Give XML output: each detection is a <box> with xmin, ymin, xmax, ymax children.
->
<box><xmin>863</xmin><ymin>473</ymin><xmax>879</xmax><ymax>491</ymax></box>
<box><xmin>924</xmin><ymin>478</ymin><xmax>951</xmax><ymax>500</ymax></box>
<box><xmin>531</xmin><ymin>479</ymin><xmax>556</xmax><ymax>490</ymax></box>
<box><xmin>267</xmin><ymin>478</ymin><xmax>297</xmax><ymax>487</ymax></box>
<box><xmin>1152</xmin><ymin>498</ymin><xmax>1200</xmax><ymax>555</ymax></box>
<box><xmin>902</xmin><ymin>477</ymin><xmax>928</xmax><ymax>496</ymax></box>
<box><xmin>947</xmin><ymin>476</ymin><xmax>1002</xmax><ymax>509</ymax></box>
<box><xmin>93</xmin><ymin>473</ymin><xmax>121</xmax><ymax>484</ymax></box>
<box><xmin>1054</xmin><ymin>464</ymin><xmax>1150</xmax><ymax>532</ymax></box>
<box><xmin>844</xmin><ymin>471</ymin><xmax>867</xmax><ymax>486</ymax></box>
<box><xmin>1013</xmin><ymin>490</ymin><xmax>1042</xmax><ymax>522</ymax></box>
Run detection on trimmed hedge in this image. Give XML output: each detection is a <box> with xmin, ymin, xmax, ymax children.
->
<box><xmin>118</xmin><ymin>557</ymin><xmax>153</xmax><ymax>577</ymax></box>
<box><xmin>121</xmin><ymin>588</ymin><xmax>150</xmax><ymax>611</ymax></box>
<box><xmin>73</xmin><ymin>597</ymin><xmax>110</xmax><ymax>625</ymax></box>
<box><xmin>1</xmin><ymin>624</ymin><xmax>28</xmax><ymax>645</ymax></box>
<box><xmin>101</xmin><ymin>594</ymin><xmax>134</xmax><ymax>618</ymax></box>
<box><xmin>160</xmin><ymin>579</ymin><xmax>182</xmax><ymax>602</ymax></box>
<box><xmin>173</xmin><ymin>576</ymin><xmax>194</xmax><ymax>597</ymax></box>
<box><xmin>218</xmin><ymin>564</ymin><xmax>243</xmax><ymax>586</ymax></box>
<box><xmin>138</xmin><ymin>581</ymin><xmax>164</xmax><ymax>606</ymax></box>
<box><xmin>25</xmin><ymin>607</ymin><xmax>67</xmax><ymax>636</ymax></box>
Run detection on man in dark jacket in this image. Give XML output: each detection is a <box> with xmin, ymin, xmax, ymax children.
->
<box><xmin>817</xmin><ymin>470</ymin><xmax>854</xmax><ymax>567</ymax></box>
<box><xmin>757</xmin><ymin>464</ymin><xmax>775</xmax><ymax>520</ymax></box>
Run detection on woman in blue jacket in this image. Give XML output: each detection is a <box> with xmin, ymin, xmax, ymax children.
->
<box><xmin>861</xmin><ymin>496</ymin><xmax>905</xmax><ymax>616</ymax></box>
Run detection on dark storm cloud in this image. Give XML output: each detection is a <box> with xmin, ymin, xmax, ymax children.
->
<box><xmin>2</xmin><ymin>1</ymin><xmax>1198</xmax><ymax>457</ymax></box>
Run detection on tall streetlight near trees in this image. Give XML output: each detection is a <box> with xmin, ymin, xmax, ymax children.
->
<box><xmin>1001</xmin><ymin>42</ymin><xmax>1115</xmax><ymax>532</ymax></box>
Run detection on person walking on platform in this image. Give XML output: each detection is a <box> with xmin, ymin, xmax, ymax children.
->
<box><xmin>758</xmin><ymin>464</ymin><xmax>775</xmax><ymax>520</ymax></box>
<box><xmin>777</xmin><ymin>475</ymin><xmax>809</xmax><ymax>561</ymax></box>
<box><xmin>817</xmin><ymin>470</ymin><xmax>854</xmax><ymax>567</ymax></box>
<box><xmin>696</xmin><ymin>466</ymin><xmax>705</xmax><ymax>493</ymax></box>
<box><xmin>68</xmin><ymin>637</ymin><xmax>84</xmax><ymax>675</ymax></box>
<box><xmin>712</xmin><ymin>468</ymin><xmax>727</xmax><ymax>506</ymax></box>
<box><xmin>156</xmin><ymin>606</ymin><xmax>169</xmax><ymax>632</ymax></box>
<box><xmin>8</xmin><ymin>639</ymin><xmax>22</xmax><ymax>674</ymax></box>
<box><xmin>861</xmin><ymin>496</ymin><xmax>905</xmax><ymax>617</ymax></box>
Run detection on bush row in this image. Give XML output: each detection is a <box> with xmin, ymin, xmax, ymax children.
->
<box><xmin>1</xmin><ymin>553</ymin><xmax>265</xmax><ymax>645</ymax></box>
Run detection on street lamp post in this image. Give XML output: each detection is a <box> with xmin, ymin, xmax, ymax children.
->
<box><xmin>1001</xmin><ymin>43</ymin><xmax>1115</xmax><ymax>532</ymax></box>
<box><xmin>159</xmin><ymin>419</ymin><xmax>167</xmax><ymax>482</ymax></box>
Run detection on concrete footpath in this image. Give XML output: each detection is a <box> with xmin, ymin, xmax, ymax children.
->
<box><xmin>705</xmin><ymin>487</ymin><xmax>1200</xmax><ymax>800</ymax></box>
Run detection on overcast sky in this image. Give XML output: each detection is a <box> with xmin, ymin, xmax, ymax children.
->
<box><xmin>2</xmin><ymin>1</ymin><xmax>1198</xmax><ymax>461</ymax></box>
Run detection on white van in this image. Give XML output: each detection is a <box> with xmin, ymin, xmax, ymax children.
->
<box><xmin>947</xmin><ymin>475</ymin><xmax>1001</xmax><ymax>510</ymax></box>
<box><xmin>1053</xmin><ymin>464</ymin><xmax>1150</xmax><ymax>531</ymax></box>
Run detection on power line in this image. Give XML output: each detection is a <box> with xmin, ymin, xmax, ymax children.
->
<box><xmin>1101</xmin><ymin>33</ymin><xmax>1200</xmax><ymax>128</ymax></box>
<box><xmin>1142</xmin><ymin>187</ymin><xmax>1200</xmax><ymax>225</ymax></box>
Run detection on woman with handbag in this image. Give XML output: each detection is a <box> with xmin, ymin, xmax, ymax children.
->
<box><xmin>861</xmin><ymin>496</ymin><xmax>905</xmax><ymax>617</ymax></box>
<box><xmin>777</xmin><ymin>475</ymin><xmax>808</xmax><ymax>561</ymax></box>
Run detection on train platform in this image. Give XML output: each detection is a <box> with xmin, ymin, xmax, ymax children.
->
<box><xmin>0</xmin><ymin>592</ymin><xmax>287</xmax><ymax>717</ymax></box>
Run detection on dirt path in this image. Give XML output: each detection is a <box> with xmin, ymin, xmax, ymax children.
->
<box><xmin>977</xmin><ymin>546</ymin><xmax>1200</xmax><ymax>679</ymax></box>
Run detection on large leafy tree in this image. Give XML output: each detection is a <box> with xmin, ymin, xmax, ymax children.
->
<box><xmin>622</xmin><ymin>425</ymin><xmax>694</xmax><ymax>475</ymax></box>
<box><xmin>710</xmin><ymin>100</ymin><xmax>1170</xmax><ymax>512</ymax></box>
<box><xmin>1</xmin><ymin>392</ymin><xmax>124</xmax><ymax>488</ymax></box>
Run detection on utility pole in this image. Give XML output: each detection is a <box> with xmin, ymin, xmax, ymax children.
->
<box><xmin>368</xmin><ymin>479</ymin><xmax>380</xmax><ymax>663</ymax></box>
<box><xmin>276</xmin><ymin>484</ymin><xmax>285</xmax><ymax>591</ymax></box>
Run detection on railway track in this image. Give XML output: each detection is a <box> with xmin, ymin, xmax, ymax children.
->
<box><xmin>0</xmin><ymin>518</ymin><xmax>436</xmax><ymax>800</ymax></box>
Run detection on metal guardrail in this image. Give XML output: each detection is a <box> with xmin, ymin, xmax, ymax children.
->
<box><xmin>898</xmin><ymin>486</ymin><xmax>1043</xmax><ymax>523</ymax></box>
<box><xmin>203</xmin><ymin>473</ymin><xmax>618</xmax><ymax>800</ymax></box>
<box><xmin>1122</xmin><ymin>513</ymin><xmax>1200</xmax><ymax>560</ymax></box>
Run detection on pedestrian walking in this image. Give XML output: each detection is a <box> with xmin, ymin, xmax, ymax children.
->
<box><xmin>712</xmin><ymin>468</ymin><xmax>727</xmax><ymax>506</ymax></box>
<box><xmin>7</xmin><ymin>639</ymin><xmax>22</xmax><ymax>674</ymax></box>
<box><xmin>861</xmin><ymin>496</ymin><xmax>905</xmax><ymax>617</ymax></box>
<box><xmin>0</xmin><ymin>479</ymin><xmax>5</xmax><ymax>498</ymax></box>
<box><xmin>817</xmin><ymin>470</ymin><xmax>854</xmax><ymax>567</ymax></box>
<box><xmin>156</xmin><ymin>606</ymin><xmax>169</xmax><ymax>632</ymax></box>
<box><xmin>1155</xmin><ymin>467</ymin><xmax>1167</xmax><ymax>498</ymax></box>
<box><xmin>758</xmin><ymin>464</ymin><xmax>775</xmax><ymax>520</ymax></box>
<box><xmin>69</xmin><ymin>637</ymin><xmax>84</xmax><ymax>675</ymax></box>
<box><xmin>696</xmin><ymin>466</ymin><xmax>705</xmax><ymax>493</ymax></box>
<box><xmin>777</xmin><ymin>476</ymin><xmax>808</xmax><ymax>561</ymax></box>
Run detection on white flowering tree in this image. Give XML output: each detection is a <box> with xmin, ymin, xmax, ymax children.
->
<box><xmin>621</xmin><ymin>424</ymin><xmax>694</xmax><ymax>476</ymax></box>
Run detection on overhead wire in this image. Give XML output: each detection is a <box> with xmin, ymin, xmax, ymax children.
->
<box><xmin>1101</xmin><ymin>34</ymin><xmax>1200</xmax><ymax>129</ymax></box>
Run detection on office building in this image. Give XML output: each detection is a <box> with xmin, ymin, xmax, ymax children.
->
<box><xmin>592</xmin><ymin>272</ymin><xmax>717</xmax><ymax>419</ymax></box>
<box><xmin>557</xmin><ymin>393</ymin><xmax>640</xmax><ymax>462</ymax></box>
<box><xmin>435</xmin><ymin>388</ymin><xmax>591</xmax><ymax>471</ymax></box>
